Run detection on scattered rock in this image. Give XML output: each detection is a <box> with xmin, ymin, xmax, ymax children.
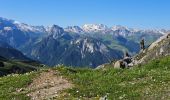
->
<box><xmin>114</xmin><ymin>60</ymin><xmax>122</xmax><ymax>69</ymax></box>
<box><xmin>99</xmin><ymin>94</ymin><xmax>108</xmax><ymax>100</ymax></box>
<box><xmin>114</xmin><ymin>60</ymin><xmax>126</xmax><ymax>69</ymax></box>
<box><xmin>114</xmin><ymin>57</ymin><xmax>132</xmax><ymax>69</ymax></box>
<box><xmin>16</xmin><ymin>88</ymin><xmax>24</xmax><ymax>92</ymax></box>
<box><xmin>95</xmin><ymin>63</ymin><xmax>111</xmax><ymax>69</ymax></box>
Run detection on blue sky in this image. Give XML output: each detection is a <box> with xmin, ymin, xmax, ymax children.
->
<box><xmin>0</xmin><ymin>0</ymin><xmax>170</xmax><ymax>29</ymax></box>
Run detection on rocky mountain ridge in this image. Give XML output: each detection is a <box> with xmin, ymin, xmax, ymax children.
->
<box><xmin>0</xmin><ymin>17</ymin><xmax>166</xmax><ymax>67</ymax></box>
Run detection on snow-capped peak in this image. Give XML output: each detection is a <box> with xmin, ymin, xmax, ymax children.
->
<box><xmin>111</xmin><ymin>25</ymin><xmax>129</xmax><ymax>31</ymax></box>
<box><xmin>13</xmin><ymin>20</ymin><xmax>20</xmax><ymax>24</ymax></box>
<box><xmin>64</xmin><ymin>26</ymin><xmax>83</xmax><ymax>33</ymax></box>
<box><xmin>46</xmin><ymin>24</ymin><xmax>65</xmax><ymax>39</ymax></box>
<box><xmin>14</xmin><ymin>23</ymin><xmax>46</xmax><ymax>33</ymax></box>
<box><xmin>82</xmin><ymin>24</ymin><xmax>108</xmax><ymax>32</ymax></box>
<box><xmin>0</xmin><ymin>17</ymin><xmax>46</xmax><ymax>33</ymax></box>
<box><xmin>3</xmin><ymin>27</ymin><xmax>13</xmax><ymax>31</ymax></box>
<box><xmin>46</xmin><ymin>24</ymin><xmax>64</xmax><ymax>34</ymax></box>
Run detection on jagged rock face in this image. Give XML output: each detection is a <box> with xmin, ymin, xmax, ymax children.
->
<box><xmin>24</xmin><ymin>36</ymin><xmax>122</xmax><ymax>67</ymax></box>
<box><xmin>46</xmin><ymin>25</ymin><xmax>65</xmax><ymax>39</ymax></box>
<box><xmin>134</xmin><ymin>33</ymin><xmax>170</xmax><ymax>65</ymax></box>
<box><xmin>47</xmin><ymin>25</ymin><xmax>64</xmax><ymax>34</ymax></box>
<box><xmin>111</xmin><ymin>25</ymin><xmax>133</xmax><ymax>37</ymax></box>
<box><xmin>0</xmin><ymin>17</ymin><xmax>44</xmax><ymax>48</ymax></box>
<box><xmin>0</xmin><ymin>29</ymin><xmax>31</xmax><ymax>48</ymax></box>
<box><xmin>65</xmin><ymin>26</ymin><xmax>83</xmax><ymax>33</ymax></box>
<box><xmin>107</xmin><ymin>32</ymin><xmax>170</xmax><ymax>69</ymax></box>
<box><xmin>73</xmin><ymin>38</ymin><xmax>110</xmax><ymax>54</ymax></box>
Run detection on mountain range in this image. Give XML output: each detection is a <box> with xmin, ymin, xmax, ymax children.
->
<box><xmin>0</xmin><ymin>17</ymin><xmax>167</xmax><ymax>67</ymax></box>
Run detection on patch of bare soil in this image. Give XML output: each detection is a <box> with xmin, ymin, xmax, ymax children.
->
<box><xmin>27</xmin><ymin>69</ymin><xmax>73</xmax><ymax>100</ymax></box>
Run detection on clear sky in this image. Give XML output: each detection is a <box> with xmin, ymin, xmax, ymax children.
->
<box><xmin>0</xmin><ymin>0</ymin><xmax>170</xmax><ymax>29</ymax></box>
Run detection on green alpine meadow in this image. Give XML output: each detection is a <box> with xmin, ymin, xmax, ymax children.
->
<box><xmin>1</xmin><ymin>56</ymin><xmax>170</xmax><ymax>99</ymax></box>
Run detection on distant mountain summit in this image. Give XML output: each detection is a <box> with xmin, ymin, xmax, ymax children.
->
<box><xmin>65</xmin><ymin>26</ymin><xmax>84</xmax><ymax>33</ymax></box>
<box><xmin>82</xmin><ymin>24</ymin><xmax>109</xmax><ymax>32</ymax></box>
<box><xmin>46</xmin><ymin>25</ymin><xmax>65</xmax><ymax>39</ymax></box>
<box><xmin>0</xmin><ymin>17</ymin><xmax>167</xmax><ymax>67</ymax></box>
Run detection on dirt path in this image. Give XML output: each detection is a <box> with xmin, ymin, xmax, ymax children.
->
<box><xmin>27</xmin><ymin>69</ymin><xmax>73</xmax><ymax>100</ymax></box>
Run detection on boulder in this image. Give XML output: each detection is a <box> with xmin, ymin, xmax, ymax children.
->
<box><xmin>114</xmin><ymin>60</ymin><xmax>121</xmax><ymax>69</ymax></box>
<box><xmin>123</xmin><ymin>57</ymin><xmax>132</xmax><ymax>64</ymax></box>
<box><xmin>114</xmin><ymin>60</ymin><xmax>128</xmax><ymax>69</ymax></box>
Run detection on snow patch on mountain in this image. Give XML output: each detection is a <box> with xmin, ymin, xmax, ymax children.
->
<box><xmin>15</xmin><ymin>23</ymin><xmax>46</xmax><ymax>33</ymax></box>
<box><xmin>83</xmin><ymin>38</ymin><xmax>95</xmax><ymax>53</ymax></box>
<box><xmin>82</xmin><ymin>24</ymin><xmax>108</xmax><ymax>32</ymax></box>
<box><xmin>98</xmin><ymin>43</ymin><xmax>109</xmax><ymax>53</ymax></box>
<box><xmin>3</xmin><ymin>27</ymin><xmax>13</xmax><ymax>31</ymax></box>
<box><xmin>65</xmin><ymin>26</ymin><xmax>83</xmax><ymax>33</ymax></box>
<box><xmin>46</xmin><ymin>25</ymin><xmax>65</xmax><ymax>39</ymax></box>
<box><xmin>111</xmin><ymin>25</ymin><xmax>129</xmax><ymax>31</ymax></box>
<box><xmin>0</xmin><ymin>17</ymin><xmax>46</xmax><ymax>33</ymax></box>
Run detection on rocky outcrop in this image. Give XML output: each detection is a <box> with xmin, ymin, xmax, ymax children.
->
<box><xmin>104</xmin><ymin>33</ymin><xmax>170</xmax><ymax>69</ymax></box>
<box><xmin>133</xmin><ymin>33</ymin><xmax>170</xmax><ymax>65</ymax></box>
<box><xmin>113</xmin><ymin>57</ymin><xmax>132</xmax><ymax>69</ymax></box>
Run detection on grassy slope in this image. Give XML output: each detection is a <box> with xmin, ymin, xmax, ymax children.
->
<box><xmin>0</xmin><ymin>56</ymin><xmax>170</xmax><ymax>99</ymax></box>
<box><xmin>56</xmin><ymin>56</ymin><xmax>170</xmax><ymax>99</ymax></box>
<box><xmin>0</xmin><ymin>72</ymin><xmax>37</xmax><ymax>100</ymax></box>
<box><xmin>0</xmin><ymin>59</ymin><xmax>43</xmax><ymax>76</ymax></box>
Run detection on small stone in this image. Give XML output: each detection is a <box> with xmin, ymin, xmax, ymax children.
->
<box><xmin>17</xmin><ymin>88</ymin><xmax>24</xmax><ymax>92</ymax></box>
<box><xmin>37</xmin><ymin>91</ymin><xmax>40</xmax><ymax>93</ymax></box>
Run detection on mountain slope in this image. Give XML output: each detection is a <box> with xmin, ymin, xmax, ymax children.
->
<box><xmin>134</xmin><ymin>33</ymin><xmax>170</xmax><ymax>65</ymax></box>
<box><xmin>23</xmin><ymin>30</ymin><xmax>122</xmax><ymax>67</ymax></box>
<box><xmin>0</xmin><ymin>41</ymin><xmax>31</xmax><ymax>61</ymax></box>
<box><xmin>0</xmin><ymin>55</ymin><xmax>42</xmax><ymax>76</ymax></box>
<box><xmin>0</xmin><ymin>41</ymin><xmax>42</xmax><ymax>76</ymax></box>
<box><xmin>65</xmin><ymin>24</ymin><xmax>163</xmax><ymax>55</ymax></box>
<box><xmin>0</xmin><ymin>17</ymin><xmax>165</xmax><ymax>67</ymax></box>
<box><xmin>0</xmin><ymin>17</ymin><xmax>45</xmax><ymax>48</ymax></box>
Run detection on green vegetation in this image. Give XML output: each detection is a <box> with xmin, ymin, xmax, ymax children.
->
<box><xmin>0</xmin><ymin>56</ymin><xmax>170</xmax><ymax>99</ymax></box>
<box><xmin>0</xmin><ymin>56</ymin><xmax>43</xmax><ymax>76</ymax></box>
<box><xmin>56</xmin><ymin>56</ymin><xmax>170</xmax><ymax>99</ymax></box>
<box><xmin>0</xmin><ymin>72</ymin><xmax>37</xmax><ymax>100</ymax></box>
